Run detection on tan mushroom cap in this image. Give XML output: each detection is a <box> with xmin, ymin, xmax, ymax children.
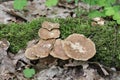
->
<box><xmin>50</xmin><ymin>39</ymin><xmax>69</xmax><ymax>60</ymax></box>
<box><xmin>38</xmin><ymin>28</ymin><xmax>60</xmax><ymax>39</ymax></box>
<box><xmin>42</xmin><ymin>21</ymin><xmax>60</xmax><ymax>31</ymax></box>
<box><xmin>25</xmin><ymin>47</ymin><xmax>39</xmax><ymax>60</ymax></box>
<box><xmin>63</xmin><ymin>34</ymin><xmax>96</xmax><ymax>61</ymax></box>
<box><xmin>34</xmin><ymin>39</ymin><xmax>55</xmax><ymax>58</ymax></box>
<box><xmin>0</xmin><ymin>39</ymin><xmax>10</xmax><ymax>50</ymax></box>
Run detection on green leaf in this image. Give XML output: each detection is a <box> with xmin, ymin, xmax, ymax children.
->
<box><xmin>88</xmin><ymin>11</ymin><xmax>105</xmax><ymax>18</ymax></box>
<box><xmin>105</xmin><ymin>7</ymin><xmax>115</xmax><ymax>16</ymax></box>
<box><xmin>13</xmin><ymin>0</ymin><xmax>27</xmax><ymax>10</ymax></box>
<box><xmin>45</xmin><ymin>0</ymin><xmax>58</xmax><ymax>7</ymax></box>
<box><xmin>82</xmin><ymin>0</ymin><xmax>116</xmax><ymax>7</ymax></box>
<box><xmin>117</xmin><ymin>20</ymin><xmax>120</xmax><ymax>24</ymax></box>
<box><xmin>23</xmin><ymin>68</ymin><xmax>35</xmax><ymax>78</ymax></box>
<box><xmin>66</xmin><ymin>0</ymin><xmax>72</xmax><ymax>2</ymax></box>
<box><xmin>105</xmin><ymin>0</ymin><xmax>116</xmax><ymax>6</ymax></box>
<box><xmin>100</xmin><ymin>0</ymin><xmax>116</xmax><ymax>7</ymax></box>
<box><xmin>113</xmin><ymin>5</ymin><xmax>120</xmax><ymax>12</ymax></box>
<box><xmin>75</xmin><ymin>0</ymin><xmax>79</xmax><ymax>4</ymax></box>
<box><xmin>81</xmin><ymin>0</ymin><xmax>97</xmax><ymax>5</ymax></box>
<box><xmin>96</xmin><ymin>0</ymin><xmax>106</xmax><ymax>6</ymax></box>
<box><xmin>113</xmin><ymin>13</ymin><xmax>120</xmax><ymax>20</ymax></box>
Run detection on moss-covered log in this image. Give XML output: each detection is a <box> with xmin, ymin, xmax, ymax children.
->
<box><xmin>0</xmin><ymin>18</ymin><xmax>120</xmax><ymax>67</ymax></box>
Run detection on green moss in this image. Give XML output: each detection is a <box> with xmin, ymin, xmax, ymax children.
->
<box><xmin>0</xmin><ymin>18</ymin><xmax>120</xmax><ymax>67</ymax></box>
<box><xmin>116</xmin><ymin>25</ymin><xmax>120</xmax><ymax>67</ymax></box>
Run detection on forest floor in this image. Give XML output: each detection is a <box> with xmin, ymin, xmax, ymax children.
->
<box><xmin>0</xmin><ymin>0</ymin><xmax>120</xmax><ymax>80</ymax></box>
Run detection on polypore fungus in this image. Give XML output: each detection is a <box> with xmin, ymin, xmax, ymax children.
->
<box><xmin>63</xmin><ymin>34</ymin><xmax>96</xmax><ymax>61</ymax></box>
<box><xmin>34</xmin><ymin>39</ymin><xmax>55</xmax><ymax>58</ymax></box>
<box><xmin>42</xmin><ymin>21</ymin><xmax>60</xmax><ymax>31</ymax></box>
<box><xmin>25</xmin><ymin>47</ymin><xmax>39</xmax><ymax>60</ymax></box>
<box><xmin>25</xmin><ymin>39</ymin><xmax>55</xmax><ymax>59</ymax></box>
<box><xmin>38</xmin><ymin>28</ymin><xmax>60</xmax><ymax>40</ymax></box>
<box><xmin>25</xmin><ymin>21</ymin><xmax>96</xmax><ymax>61</ymax></box>
<box><xmin>50</xmin><ymin>39</ymin><xmax>69</xmax><ymax>60</ymax></box>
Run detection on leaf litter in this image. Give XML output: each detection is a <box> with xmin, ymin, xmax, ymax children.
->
<box><xmin>0</xmin><ymin>0</ymin><xmax>103</xmax><ymax>24</ymax></box>
<box><xmin>0</xmin><ymin>0</ymin><xmax>75</xmax><ymax>24</ymax></box>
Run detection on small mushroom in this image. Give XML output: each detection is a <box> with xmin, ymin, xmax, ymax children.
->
<box><xmin>34</xmin><ymin>39</ymin><xmax>55</xmax><ymax>58</ymax></box>
<box><xmin>92</xmin><ymin>17</ymin><xmax>105</xmax><ymax>26</ymax></box>
<box><xmin>42</xmin><ymin>21</ymin><xmax>60</xmax><ymax>31</ymax></box>
<box><xmin>63</xmin><ymin>34</ymin><xmax>96</xmax><ymax>61</ymax></box>
<box><xmin>0</xmin><ymin>39</ymin><xmax>10</xmax><ymax>51</ymax></box>
<box><xmin>25</xmin><ymin>47</ymin><xmax>39</xmax><ymax>60</ymax></box>
<box><xmin>25</xmin><ymin>39</ymin><xmax>55</xmax><ymax>60</ymax></box>
<box><xmin>38</xmin><ymin>28</ymin><xmax>60</xmax><ymax>39</ymax></box>
<box><xmin>50</xmin><ymin>39</ymin><xmax>69</xmax><ymax>60</ymax></box>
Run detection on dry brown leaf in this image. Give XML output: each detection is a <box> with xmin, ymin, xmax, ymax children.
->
<box><xmin>0</xmin><ymin>48</ymin><xmax>7</xmax><ymax>61</ymax></box>
<box><xmin>0</xmin><ymin>56</ymin><xmax>15</xmax><ymax>75</ymax></box>
<box><xmin>89</xmin><ymin>62</ymin><xmax>110</xmax><ymax>76</ymax></box>
<box><xmin>0</xmin><ymin>74</ymin><xmax>15</xmax><ymax>80</ymax></box>
<box><xmin>26</xmin><ymin>39</ymin><xmax>39</xmax><ymax>48</ymax></box>
<box><xmin>4</xmin><ymin>9</ymin><xmax>28</xmax><ymax>22</ymax></box>
<box><xmin>13</xmin><ymin>49</ymin><xmax>31</xmax><ymax>70</ymax></box>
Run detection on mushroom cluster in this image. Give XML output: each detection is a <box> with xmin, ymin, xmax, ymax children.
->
<box><xmin>25</xmin><ymin>21</ymin><xmax>96</xmax><ymax>61</ymax></box>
